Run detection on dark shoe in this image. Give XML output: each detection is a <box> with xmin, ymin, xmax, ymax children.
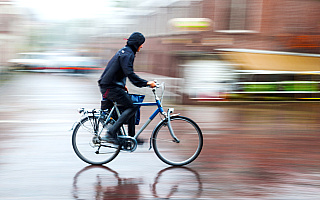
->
<box><xmin>101</xmin><ymin>130</ymin><xmax>118</xmax><ymax>144</ymax></box>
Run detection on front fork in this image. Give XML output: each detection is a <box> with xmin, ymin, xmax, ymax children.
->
<box><xmin>166</xmin><ymin>108</ymin><xmax>180</xmax><ymax>143</ymax></box>
<box><xmin>149</xmin><ymin>108</ymin><xmax>180</xmax><ymax>150</ymax></box>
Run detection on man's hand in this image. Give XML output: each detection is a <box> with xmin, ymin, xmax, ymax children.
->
<box><xmin>147</xmin><ymin>81</ymin><xmax>157</xmax><ymax>88</ymax></box>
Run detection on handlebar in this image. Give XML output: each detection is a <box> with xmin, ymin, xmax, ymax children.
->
<box><xmin>150</xmin><ymin>80</ymin><xmax>165</xmax><ymax>103</ymax></box>
<box><xmin>154</xmin><ymin>80</ymin><xmax>161</xmax><ymax>88</ymax></box>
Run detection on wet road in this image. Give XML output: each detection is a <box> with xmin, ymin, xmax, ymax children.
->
<box><xmin>1</xmin><ymin>72</ymin><xmax>320</xmax><ymax>199</ymax></box>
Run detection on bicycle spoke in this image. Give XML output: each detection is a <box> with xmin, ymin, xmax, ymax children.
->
<box><xmin>151</xmin><ymin>137</ymin><xmax>179</xmax><ymax>143</ymax></box>
<box><xmin>152</xmin><ymin>116</ymin><xmax>203</xmax><ymax>166</ymax></box>
<box><xmin>72</xmin><ymin>116</ymin><xmax>120</xmax><ymax>165</ymax></box>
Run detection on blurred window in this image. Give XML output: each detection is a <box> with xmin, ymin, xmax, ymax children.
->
<box><xmin>229</xmin><ymin>0</ymin><xmax>247</xmax><ymax>30</ymax></box>
<box><xmin>215</xmin><ymin>0</ymin><xmax>262</xmax><ymax>33</ymax></box>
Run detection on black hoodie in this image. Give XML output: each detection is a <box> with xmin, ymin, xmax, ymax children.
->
<box><xmin>98</xmin><ymin>32</ymin><xmax>148</xmax><ymax>88</ymax></box>
<box><xmin>126</xmin><ymin>32</ymin><xmax>145</xmax><ymax>53</ymax></box>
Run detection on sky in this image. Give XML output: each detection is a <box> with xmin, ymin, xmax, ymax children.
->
<box><xmin>16</xmin><ymin>0</ymin><xmax>114</xmax><ymax>21</ymax></box>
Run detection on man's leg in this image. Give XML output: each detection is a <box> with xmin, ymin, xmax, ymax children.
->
<box><xmin>127</xmin><ymin>115</ymin><xmax>136</xmax><ymax>137</ymax></box>
<box><xmin>109</xmin><ymin>106</ymin><xmax>138</xmax><ymax>135</ymax></box>
<box><xmin>100</xmin><ymin>99</ymin><xmax>113</xmax><ymax>110</ymax></box>
<box><xmin>106</xmin><ymin>87</ymin><xmax>138</xmax><ymax>136</ymax></box>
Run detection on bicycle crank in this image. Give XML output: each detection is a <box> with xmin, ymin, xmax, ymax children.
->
<box><xmin>118</xmin><ymin>135</ymin><xmax>137</xmax><ymax>152</ymax></box>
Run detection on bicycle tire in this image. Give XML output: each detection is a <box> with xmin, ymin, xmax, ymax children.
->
<box><xmin>72</xmin><ymin>116</ymin><xmax>121</xmax><ymax>165</ymax></box>
<box><xmin>152</xmin><ymin>116</ymin><xmax>203</xmax><ymax>166</ymax></box>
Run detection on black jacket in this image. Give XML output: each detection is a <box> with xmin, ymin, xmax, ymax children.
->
<box><xmin>98</xmin><ymin>32</ymin><xmax>148</xmax><ymax>89</ymax></box>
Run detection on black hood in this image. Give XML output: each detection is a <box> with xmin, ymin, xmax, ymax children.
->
<box><xmin>126</xmin><ymin>32</ymin><xmax>145</xmax><ymax>53</ymax></box>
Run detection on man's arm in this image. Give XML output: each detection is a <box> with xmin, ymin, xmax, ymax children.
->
<box><xmin>120</xmin><ymin>54</ymin><xmax>148</xmax><ymax>87</ymax></box>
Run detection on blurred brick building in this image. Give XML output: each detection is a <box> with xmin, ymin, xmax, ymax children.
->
<box><xmin>92</xmin><ymin>0</ymin><xmax>319</xmax><ymax>102</ymax></box>
<box><xmin>0</xmin><ymin>0</ymin><xmax>30</xmax><ymax>71</ymax></box>
<box><xmin>133</xmin><ymin>0</ymin><xmax>320</xmax><ymax>77</ymax></box>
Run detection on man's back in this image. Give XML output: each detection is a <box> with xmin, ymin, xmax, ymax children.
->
<box><xmin>99</xmin><ymin>47</ymin><xmax>131</xmax><ymax>88</ymax></box>
<box><xmin>99</xmin><ymin>45</ymin><xmax>147</xmax><ymax>88</ymax></box>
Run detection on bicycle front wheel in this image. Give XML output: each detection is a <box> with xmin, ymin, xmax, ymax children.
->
<box><xmin>152</xmin><ymin>116</ymin><xmax>203</xmax><ymax>166</ymax></box>
<box><xmin>72</xmin><ymin>116</ymin><xmax>120</xmax><ymax>165</ymax></box>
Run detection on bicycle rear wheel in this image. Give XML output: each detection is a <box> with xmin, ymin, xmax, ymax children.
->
<box><xmin>72</xmin><ymin>116</ymin><xmax>120</xmax><ymax>165</ymax></box>
<box><xmin>152</xmin><ymin>116</ymin><xmax>203</xmax><ymax>166</ymax></box>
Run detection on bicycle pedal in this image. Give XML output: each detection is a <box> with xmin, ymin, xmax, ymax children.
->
<box><xmin>118</xmin><ymin>136</ymin><xmax>137</xmax><ymax>152</ymax></box>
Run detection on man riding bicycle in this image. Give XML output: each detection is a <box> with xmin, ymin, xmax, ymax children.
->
<box><xmin>98</xmin><ymin>32</ymin><xmax>156</xmax><ymax>144</ymax></box>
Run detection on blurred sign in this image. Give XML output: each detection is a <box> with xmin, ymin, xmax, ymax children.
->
<box><xmin>169</xmin><ymin>18</ymin><xmax>212</xmax><ymax>32</ymax></box>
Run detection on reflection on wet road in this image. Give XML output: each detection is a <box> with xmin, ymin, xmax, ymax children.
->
<box><xmin>72</xmin><ymin>166</ymin><xmax>202</xmax><ymax>199</ymax></box>
<box><xmin>0</xmin><ymin>72</ymin><xmax>320</xmax><ymax>199</ymax></box>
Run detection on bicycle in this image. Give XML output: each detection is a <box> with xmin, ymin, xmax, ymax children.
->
<box><xmin>71</xmin><ymin>82</ymin><xmax>203</xmax><ymax>166</ymax></box>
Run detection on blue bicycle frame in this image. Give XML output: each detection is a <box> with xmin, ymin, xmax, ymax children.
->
<box><xmin>132</xmin><ymin>99</ymin><xmax>164</xmax><ymax>139</ymax></box>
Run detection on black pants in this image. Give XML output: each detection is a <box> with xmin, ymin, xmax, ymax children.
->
<box><xmin>100</xmin><ymin>87</ymin><xmax>139</xmax><ymax>137</ymax></box>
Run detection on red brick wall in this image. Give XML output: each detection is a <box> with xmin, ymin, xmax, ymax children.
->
<box><xmin>200</xmin><ymin>0</ymin><xmax>320</xmax><ymax>53</ymax></box>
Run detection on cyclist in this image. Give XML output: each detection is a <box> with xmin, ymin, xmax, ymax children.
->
<box><xmin>98</xmin><ymin>32</ymin><xmax>156</xmax><ymax>144</ymax></box>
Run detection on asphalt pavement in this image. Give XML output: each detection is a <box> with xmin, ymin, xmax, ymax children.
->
<box><xmin>1</xmin><ymin>71</ymin><xmax>320</xmax><ymax>199</ymax></box>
